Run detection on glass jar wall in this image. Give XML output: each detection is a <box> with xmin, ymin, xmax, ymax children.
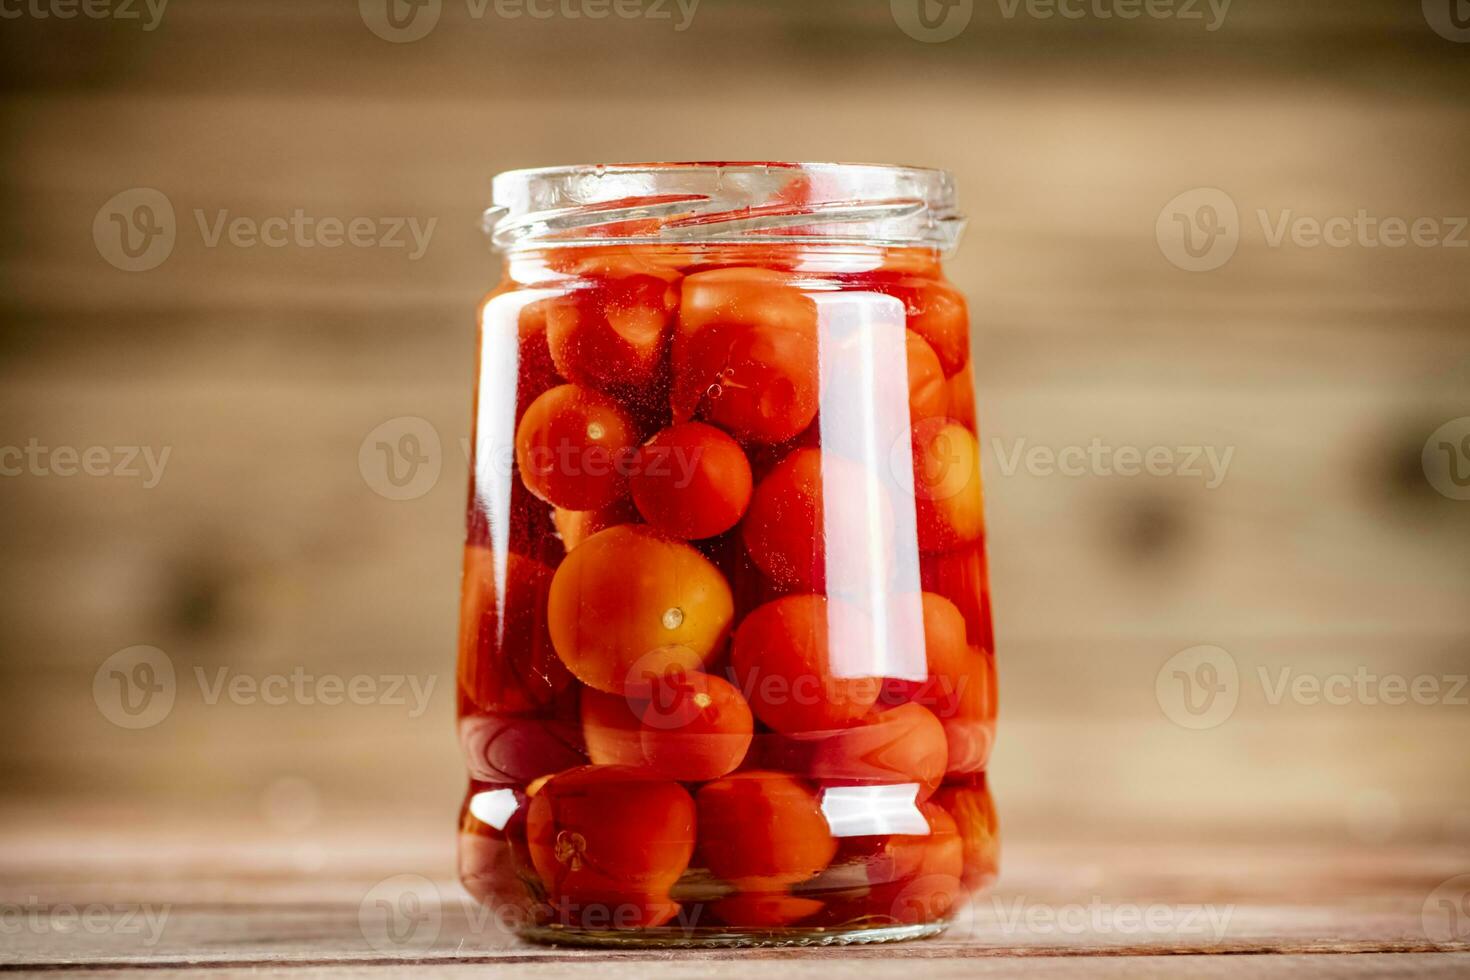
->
<box><xmin>457</xmin><ymin>164</ymin><xmax>998</xmax><ymax>947</ymax></box>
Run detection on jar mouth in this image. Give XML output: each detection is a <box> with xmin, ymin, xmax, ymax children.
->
<box><xmin>486</xmin><ymin>162</ymin><xmax>965</xmax><ymax>255</ymax></box>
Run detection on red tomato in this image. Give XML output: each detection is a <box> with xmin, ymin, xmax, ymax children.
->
<box><xmin>580</xmin><ymin>687</ymin><xmax>647</xmax><ymax>767</ymax></box>
<box><xmin>803</xmin><ymin>703</ymin><xmax>948</xmax><ymax>802</ymax></box>
<box><xmin>741</xmin><ymin>448</ymin><xmax>893</xmax><ymax>595</ymax></box>
<box><xmin>515</xmin><ymin>384</ymin><xmax>638</xmax><ymax>511</ymax></box>
<box><xmin>879</xmin><ymin>593</ymin><xmax>995</xmax><ymax>773</ymax></box>
<box><xmin>933</xmin><ymin>777</ymin><xmax>1000</xmax><ymax>890</ymax></box>
<box><xmin>905</xmin><ymin>330</ymin><xmax>949</xmax><ymax>422</ymax></box>
<box><xmin>911</xmin><ymin>418</ymin><xmax>986</xmax><ymax>553</ymax></box>
<box><xmin>855</xmin><ymin>803</ymin><xmax>965</xmax><ymax>925</ymax></box>
<box><xmin>639</xmin><ymin>668</ymin><xmax>754</xmax><ymax>782</ymax></box>
<box><xmin>547</xmin><ymin>525</ymin><xmax>735</xmax><ymax>695</ymax></box>
<box><xmin>889</xmin><ymin>279</ymin><xmax>970</xmax><ymax>377</ymax></box>
<box><xmin>672</xmin><ymin>268</ymin><xmax>820</xmax><ymax>445</ymax></box>
<box><xmin>527</xmin><ymin>765</ymin><xmax>696</xmax><ymax>929</ymax></box>
<box><xmin>458</xmin><ymin>547</ymin><xmax>573</xmax><ymax>713</ymax></box>
<box><xmin>879</xmin><ymin>593</ymin><xmax>968</xmax><ymax>709</ymax></box>
<box><xmin>730</xmin><ymin>594</ymin><xmax>882</xmax><ymax>734</ymax></box>
<box><xmin>696</xmin><ymin>771</ymin><xmax>836</xmax><ymax>889</ymax></box>
<box><xmin>630</xmin><ymin>422</ymin><xmax>753</xmax><ymax>540</ymax></box>
<box><xmin>711</xmin><ymin>891</ymin><xmax>824</xmax><ymax>928</ymax></box>
<box><xmin>921</xmin><ymin>544</ymin><xmax>995</xmax><ymax>651</ymax></box>
<box><xmin>545</xmin><ymin>264</ymin><xmax>679</xmax><ymax>395</ymax></box>
<box><xmin>552</xmin><ymin>498</ymin><xmax>639</xmax><ymax>553</ymax></box>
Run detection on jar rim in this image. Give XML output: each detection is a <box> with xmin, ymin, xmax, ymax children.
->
<box><xmin>485</xmin><ymin>162</ymin><xmax>966</xmax><ymax>255</ymax></box>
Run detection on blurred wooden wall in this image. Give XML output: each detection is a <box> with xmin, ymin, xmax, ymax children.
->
<box><xmin>1</xmin><ymin>0</ymin><xmax>1469</xmax><ymax>848</ymax></box>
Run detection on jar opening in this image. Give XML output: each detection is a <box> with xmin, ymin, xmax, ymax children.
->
<box><xmin>486</xmin><ymin>162</ymin><xmax>965</xmax><ymax>255</ymax></box>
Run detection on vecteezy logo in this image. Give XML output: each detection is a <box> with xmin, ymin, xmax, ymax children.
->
<box><xmin>1424</xmin><ymin>0</ymin><xmax>1470</xmax><ymax>42</ymax></box>
<box><xmin>1156</xmin><ymin>188</ymin><xmax>1240</xmax><ymax>272</ymax></box>
<box><xmin>360</xmin><ymin>0</ymin><xmax>442</xmax><ymax>43</ymax></box>
<box><xmin>359</xmin><ymin>874</ymin><xmax>442</xmax><ymax>953</ymax></box>
<box><xmin>1423</xmin><ymin>417</ymin><xmax>1470</xmax><ymax>501</ymax></box>
<box><xmin>359</xmin><ymin>416</ymin><xmax>442</xmax><ymax>501</ymax></box>
<box><xmin>1155</xmin><ymin>645</ymin><xmax>1238</xmax><ymax>730</ymax></box>
<box><xmin>93</xmin><ymin>646</ymin><xmax>177</xmax><ymax>729</ymax></box>
<box><xmin>1422</xmin><ymin>874</ymin><xmax>1470</xmax><ymax>943</ymax></box>
<box><xmin>93</xmin><ymin>188</ymin><xmax>176</xmax><ymax>272</ymax></box>
<box><xmin>891</xmin><ymin>0</ymin><xmax>974</xmax><ymax>42</ymax></box>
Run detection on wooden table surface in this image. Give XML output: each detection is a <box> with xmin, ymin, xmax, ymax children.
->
<box><xmin>3</xmin><ymin>815</ymin><xmax>1468</xmax><ymax>977</ymax></box>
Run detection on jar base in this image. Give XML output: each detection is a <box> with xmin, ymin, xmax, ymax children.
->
<box><xmin>518</xmin><ymin>919</ymin><xmax>948</xmax><ymax>949</ymax></box>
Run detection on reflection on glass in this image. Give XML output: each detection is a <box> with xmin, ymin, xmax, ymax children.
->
<box><xmin>820</xmin><ymin>783</ymin><xmax>929</xmax><ymax>838</ymax></box>
<box><xmin>815</xmin><ymin>292</ymin><xmax>925</xmax><ymax>682</ymax></box>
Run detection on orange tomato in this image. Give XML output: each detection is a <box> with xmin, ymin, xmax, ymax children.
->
<box><xmin>672</xmin><ymin>268</ymin><xmax>819</xmax><ymax>445</ymax></box>
<box><xmin>527</xmin><ymin>765</ymin><xmax>696</xmax><ymax>929</ymax></box>
<box><xmin>457</xmin><ymin>547</ymin><xmax>573</xmax><ymax>713</ymax></box>
<box><xmin>545</xmin><ymin>266</ymin><xmax>679</xmax><ymax>395</ymax></box>
<box><xmin>639</xmin><ymin>668</ymin><xmax>754</xmax><ymax>782</ymax></box>
<box><xmin>696</xmin><ymin>771</ymin><xmax>836</xmax><ymax>889</ymax></box>
<box><xmin>804</xmin><ymin>702</ymin><xmax>948</xmax><ymax>802</ymax></box>
<box><xmin>741</xmin><ymin>448</ymin><xmax>893</xmax><ymax>595</ymax></box>
<box><xmin>730</xmin><ymin>594</ymin><xmax>882</xmax><ymax>734</ymax></box>
<box><xmin>515</xmin><ymin>384</ymin><xmax>638</xmax><ymax>511</ymax></box>
<box><xmin>911</xmin><ymin>418</ymin><xmax>985</xmax><ymax>553</ymax></box>
<box><xmin>630</xmin><ymin>422</ymin><xmax>753</xmax><ymax>540</ymax></box>
<box><xmin>580</xmin><ymin>687</ymin><xmax>647</xmax><ymax>767</ymax></box>
<box><xmin>905</xmin><ymin>330</ymin><xmax>949</xmax><ymax>422</ymax></box>
<box><xmin>547</xmin><ymin>525</ymin><xmax>735</xmax><ymax>695</ymax></box>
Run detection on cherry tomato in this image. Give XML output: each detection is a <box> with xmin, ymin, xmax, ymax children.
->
<box><xmin>552</xmin><ymin>498</ymin><xmax>638</xmax><ymax>553</ymax></box>
<box><xmin>547</xmin><ymin>524</ymin><xmax>735</xmax><ymax>694</ymax></box>
<box><xmin>905</xmin><ymin>330</ymin><xmax>949</xmax><ymax>422</ymax></box>
<box><xmin>458</xmin><ymin>547</ymin><xmax>573</xmax><ymax>713</ymax></box>
<box><xmin>934</xmin><ymin>776</ymin><xmax>999</xmax><ymax>889</ymax></box>
<box><xmin>711</xmin><ymin>891</ymin><xmax>824</xmax><ymax>928</ymax></box>
<box><xmin>516</xmin><ymin>384</ymin><xmax>638</xmax><ymax>511</ymax></box>
<box><xmin>545</xmin><ymin>263</ymin><xmax>679</xmax><ymax>395</ymax></box>
<box><xmin>879</xmin><ymin>592</ymin><xmax>968</xmax><ymax>709</ymax></box>
<box><xmin>946</xmin><ymin>361</ymin><xmax>976</xmax><ymax>429</ymax></box>
<box><xmin>804</xmin><ymin>702</ymin><xmax>948</xmax><ymax>802</ymax></box>
<box><xmin>630</xmin><ymin>422</ymin><xmax>753</xmax><ymax>540</ymax></box>
<box><xmin>741</xmin><ymin>448</ymin><xmax>893</xmax><ymax>595</ymax></box>
<box><xmin>730</xmin><ymin>594</ymin><xmax>882</xmax><ymax>734</ymax></box>
<box><xmin>672</xmin><ymin>268</ymin><xmax>819</xmax><ymax>445</ymax></box>
<box><xmin>879</xmin><ymin>594</ymin><xmax>994</xmax><ymax>773</ymax></box>
<box><xmin>911</xmin><ymin>418</ymin><xmax>985</xmax><ymax>553</ymax></box>
<box><xmin>890</xmin><ymin>279</ymin><xmax>969</xmax><ymax>377</ymax></box>
<box><xmin>639</xmin><ymin>668</ymin><xmax>754</xmax><ymax>782</ymax></box>
<box><xmin>921</xmin><ymin>544</ymin><xmax>995</xmax><ymax>651</ymax></box>
<box><xmin>580</xmin><ymin>687</ymin><xmax>647</xmax><ymax>767</ymax></box>
<box><xmin>862</xmin><ymin>803</ymin><xmax>964</xmax><ymax>925</ymax></box>
<box><xmin>527</xmin><ymin>765</ymin><xmax>696</xmax><ymax>929</ymax></box>
<box><xmin>696</xmin><ymin>771</ymin><xmax>836</xmax><ymax>889</ymax></box>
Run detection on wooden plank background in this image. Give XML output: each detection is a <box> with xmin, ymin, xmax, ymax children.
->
<box><xmin>1</xmin><ymin>0</ymin><xmax>1468</xmax><ymax>865</ymax></box>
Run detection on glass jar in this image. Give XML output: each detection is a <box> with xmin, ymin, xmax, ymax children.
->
<box><xmin>456</xmin><ymin>163</ymin><xmax>998</xmax><ymax>947</ymax></box>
